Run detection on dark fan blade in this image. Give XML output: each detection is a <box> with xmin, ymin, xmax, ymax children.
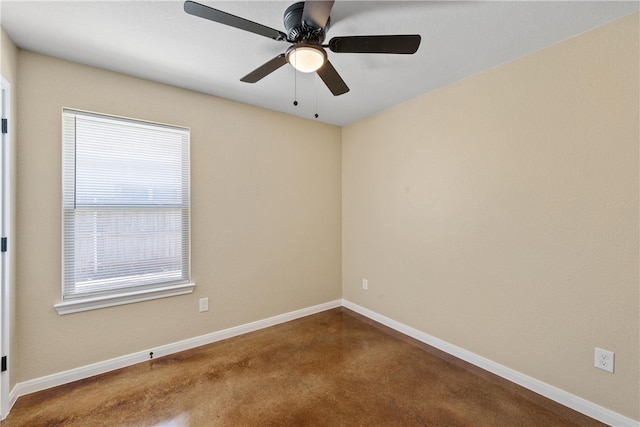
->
<box><xmin>302</xmin><ymin>0</ymin><xmax>335</xmax><ymax>29</ymax></box>
<box><xmin>241</xmin><ymin>54</ymin><xmax>288</xmax><ymax>83</ymax></box>
<box><xmin>316</xmin><ymin>60</ymin><xmax>349</xmax><ymax>96</ymax></box>
<box><xmin>184</xmin><ymin>1</ymin><xmax>287</xmax><ymax>41</ymax></box>
<box><xmin>329</xmin><ymin>35</ymin><xmax>421</xmax><ymax>54</ymax></box>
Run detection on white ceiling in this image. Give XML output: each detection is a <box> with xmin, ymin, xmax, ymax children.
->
<box><xmin>1</xmin><ymin>1</ymin><xmax>638</xmax><ymax>126</ymax></box>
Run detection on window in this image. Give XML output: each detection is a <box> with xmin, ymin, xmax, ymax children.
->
<box><xmin>55</xmin><ymin>109</ymin><xmax>193</xmax><ymax>315</ymax></box>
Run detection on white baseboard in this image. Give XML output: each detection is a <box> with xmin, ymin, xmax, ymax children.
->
<box><xmin>341</xmin><ymin>299</ymin><xmax>639</xmax><ymax>427</ymax></box>
<box><xmin>10</xmin><ymin>300</ymin><xmax>341</xmax><ymax>406</ymax></box>
<box><xmin>7</xmin><ymin>299</ymin><xmax>638</xmax><ymax>427</ymax></box>
<box><xmin>8</xmin><ymin>386</ymin><xmax>18</xmax><ymax>414</ymax></box>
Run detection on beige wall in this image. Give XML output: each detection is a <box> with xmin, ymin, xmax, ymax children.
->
<box><xmin>1</xmin><ymin>27</ymin><xmax>19</xmax><ymax>392</ymax></box>
<box><xmin>342</xmin><ymin>13</ymin><xmax>639</xmax><ymax>420</ymax></box>
<box><xmin>15</xmin><ymin>51</ymin><xmax>342</xmax><ymax>382</ymax></box>
<box><xmin>6</xmin><ymin>10</ymin><xmax>640</xmax><ymax>423</ymax></box>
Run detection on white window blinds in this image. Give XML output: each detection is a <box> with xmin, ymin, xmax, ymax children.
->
<box><xmin>62</xmin><ymin>109</ymin><xmax>190</xmax><ymax>300</ymax></box>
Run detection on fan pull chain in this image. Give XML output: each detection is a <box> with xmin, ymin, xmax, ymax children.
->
<box><xmin>293</xmin><ymin>57</ymin><xmax>298</xmax><ymax>107</ymax></box>
<box><xmin>314</xmin><ymin>74</ymin><xmax>319</xmax><ymax>119</ymax></box>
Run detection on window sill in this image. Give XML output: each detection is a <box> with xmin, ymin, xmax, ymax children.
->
<box><xmin>54</xmin><ymin>282</ymin><xmax>196</xmax><ymax>315</ymax></box>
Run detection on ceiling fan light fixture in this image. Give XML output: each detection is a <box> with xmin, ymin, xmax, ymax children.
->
<box><xmin>287</xmin><ymin>45</ymin><xmax>326</xmax><ymax>73</ymax></box>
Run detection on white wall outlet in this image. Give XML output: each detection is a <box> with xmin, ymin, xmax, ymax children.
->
<box><xmin>362</xmin><ymin>278</ymin><xmax>368</xmax><ymax>290</ymax></box>
<box><xmin>594</xmin><ymin>347</ymin><xmax>614</xmax><ymax>373</ymax></box>
<box><xmin>199</xmin><ymin>297</ymin><xmax>209</xmax><ymax>313</ymax></box>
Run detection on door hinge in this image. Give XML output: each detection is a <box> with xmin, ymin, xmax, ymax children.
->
<box><xmin>1</xmin><ymin>237</ymin><xmax>6</xmax><ymax>252</ymax></box>
<box><xmin>1</xmin><ymin>118</ymin><xmax>7</xmax><ymax>134</ymax></box>
<box><xmin>1</xmin><ymin>356</ymin><xmax>6</xmax><ymax>372</ymax></box>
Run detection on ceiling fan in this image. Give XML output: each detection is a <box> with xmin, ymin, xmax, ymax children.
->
<box><xmin>184</xmin><ymin>0</ymin><xmax>421</xmax><ymax>96</ymax></box>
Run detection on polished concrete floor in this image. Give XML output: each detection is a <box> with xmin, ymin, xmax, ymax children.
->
<box><xmin>2</xmin><ymin>308</ymin><xmax>604</xmax><ymax>426</ymax></box>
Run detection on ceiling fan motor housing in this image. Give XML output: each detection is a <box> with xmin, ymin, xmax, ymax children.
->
<box><xmin>284</xmin><ymin>2</ymin><xmax>330</xmax><ymax>44</ymax></box>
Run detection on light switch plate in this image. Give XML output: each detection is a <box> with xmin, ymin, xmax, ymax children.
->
<box><xmin>199</xmin><ymin>297</ymin><xmax>209</xmax><ymax>313</ymax></box>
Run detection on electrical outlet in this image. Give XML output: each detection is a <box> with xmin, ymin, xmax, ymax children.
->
<box><xmin>594</xmin><ymin>347</ymin><xmax>614</xmax><ymax>373</ymax></box>
<box><xmin>362</xmin><ymin>278</ymin><xmax>368</xmax><ymax>290</ymax></box>
<box><xmin>199</xmin><ymin>297</ymin><xmax>209</xmax><ymax>313</ymax></box>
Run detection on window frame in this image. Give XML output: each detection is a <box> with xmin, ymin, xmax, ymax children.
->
<box><xmin>55</xmin><ymin>109</ymin><xmax>194</xmax><ymax>315</ymax></box>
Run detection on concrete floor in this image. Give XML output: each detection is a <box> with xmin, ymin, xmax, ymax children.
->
<box><xmin>1</xmin><ymin>308</ymin><xmax>604</xmax><ymax>426</ymax></box>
